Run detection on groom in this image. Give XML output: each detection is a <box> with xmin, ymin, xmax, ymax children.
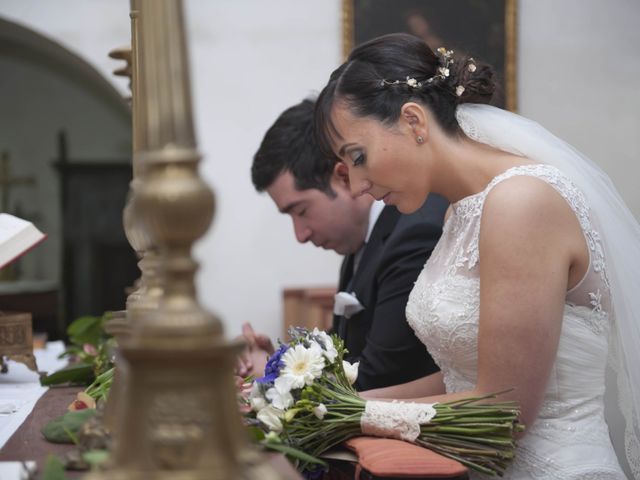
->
<box><xmin>244</xmin><ymin>98</ymin><xmax>447</xmax><ymax>391</ymax></box>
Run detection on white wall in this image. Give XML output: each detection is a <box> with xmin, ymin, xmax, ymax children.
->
<box><xmin>1</xmin><ymin>0</ymin><xmax>639</xmax><ymax>342</ymax></box>
<box><xmin>518</xmin><ymin>0</ymin><xmax>640</xmax><ymax>221</ymax></box>
<box><xmin>185</xmin><ymin>1</ymin><xmax>343</xmax><ymax>341</ymax></box>
<box><xmin>0</xmin><ymin>0</ymin><xmax>132</xmax><ymax>95</ymax></box>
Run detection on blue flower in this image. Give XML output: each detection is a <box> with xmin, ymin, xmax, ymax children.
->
<box><xmin>302</xmin><ymin>467</ymin><xmax>326</xmax><ymax>480</ymax></box>
<box><xmin>256</xmin><ymin>344</ymin><xmax>289</xmax><ymax>384</ymax></box>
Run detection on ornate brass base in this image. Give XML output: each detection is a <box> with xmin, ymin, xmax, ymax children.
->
<box><xmin>0</xmin><ymin>311</ymin><xmax>38</xmax><ymax>374</ymax></box>
<box><xmin>87</xmin><ymin>335</ymin><xmax>282</xmax><ymax>480</ymax></box>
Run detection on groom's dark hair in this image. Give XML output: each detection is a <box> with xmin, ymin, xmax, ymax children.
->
<box><xmin>251</xmin><ymin>98</ymin><xmax>335</xmax><ymax>196</ymax></box>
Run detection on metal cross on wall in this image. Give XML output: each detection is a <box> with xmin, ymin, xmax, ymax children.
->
<box><xmin>0</xmin><ymin>151</ymin><xmax>36</xmax><ymax>213</ymax></box>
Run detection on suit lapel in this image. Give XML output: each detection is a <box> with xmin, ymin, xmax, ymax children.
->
<box><xmin>351</xmin><ymin>206</ymin><xmax>401</xmax><ymax>293</ymax></box>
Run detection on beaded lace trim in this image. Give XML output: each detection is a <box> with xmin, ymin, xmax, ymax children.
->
<box><xmin>454</xmin><ymin>164</ymin><xmax>610</xmax><ymax>328</ymax></box>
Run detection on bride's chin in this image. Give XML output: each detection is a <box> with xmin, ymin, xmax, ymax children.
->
<box><xmin>396</xmin><ymin>199</ymin><xmax>421</xmax><ymax>215</ymax></box>
<box><xmin>397</xmin><ymin>206</ymin><xmax>417</xmax><ymax>214</ymax></box>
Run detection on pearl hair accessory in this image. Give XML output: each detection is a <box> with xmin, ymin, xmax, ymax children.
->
<box><xmin>456</xmin><ymin>58</ymin><xmax>477</xmax><ymax>97</ymax></box>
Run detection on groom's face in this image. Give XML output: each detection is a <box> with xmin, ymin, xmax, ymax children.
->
<box><xmin>266</xmin><ymin>171</ymin><xmax>369</xmax><ymax>255</ymax></box>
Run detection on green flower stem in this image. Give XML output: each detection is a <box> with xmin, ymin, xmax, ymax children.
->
<box><xmin>281</xmin><ymin>387</ymin><xmax>523</xmax><ymax>476</ymax></box>
<box><xmin>85</xmin><ymin>366</ymin><xmax>114</xmax><ymax>400</ymax></box>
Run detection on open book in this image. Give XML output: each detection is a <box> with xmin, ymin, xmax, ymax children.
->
<box><xmin>0</xmin><ymin>213</ymin><xmax>47</xmax><ymax>270</ymax></box>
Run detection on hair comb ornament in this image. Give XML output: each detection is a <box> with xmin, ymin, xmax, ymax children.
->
<box><xmin>380</xmin><ymin>76</ymin><xmax>424</xmax><ymax>88</ymax></box>
<box><xmin>379</xmin><ymin>46</ymin><xmax>455</xmax><ymax>89</ymax></box>
<box><xmin>378</xmin><ymin>49</ymin><xmax>477</xmax><ymax>98</ymax></box>
<box><xmin>435</xmin><ymin>47</ymin><xmax>454</xmax><ymax>79</ymax></box>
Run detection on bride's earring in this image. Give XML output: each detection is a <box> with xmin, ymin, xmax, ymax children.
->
<box><xmin>416</xmin><ymin>135</ymin><xmax>424</xmax><ymax>144</ymax></box>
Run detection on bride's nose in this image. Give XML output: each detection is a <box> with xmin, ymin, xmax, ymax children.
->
<box><xmin>350</xmin><ymin>177</ymin><xmax>372</xmax><ymax>197</ymax></box>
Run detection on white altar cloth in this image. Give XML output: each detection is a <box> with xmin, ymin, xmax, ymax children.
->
<box><xmin>0</xmin><ymin>341</ymin><xmax>67</xmax><ymax>448</ymax></box>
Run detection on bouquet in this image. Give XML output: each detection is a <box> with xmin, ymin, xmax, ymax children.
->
<box><xmin>244</xmin><ymin>327</ymin><xmax>524</xmax><ymax>477</ymax></box>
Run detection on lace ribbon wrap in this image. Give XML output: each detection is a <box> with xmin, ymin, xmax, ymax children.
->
<box><xmin>361</xmin><ymin>400</ymin><xmax>437</xmax><ymax>442</ymax></box>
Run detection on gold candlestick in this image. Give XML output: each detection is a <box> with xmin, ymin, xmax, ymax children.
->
<box><xmin>89</xmin><ymin>1</ymin><xmax>282</xmax><ymax>478</ymax></box>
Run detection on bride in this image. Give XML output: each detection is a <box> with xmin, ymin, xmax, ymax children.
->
<box><xmin>314</xmin><ymin>33</ymin><xmax>639</xmax><ymax>479</ymax></box>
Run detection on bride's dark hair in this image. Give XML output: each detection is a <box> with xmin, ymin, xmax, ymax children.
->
<box><xmin>315</xmin><ymin>33</ymin><xmax>496</xmax><ymax>159</ymax></box>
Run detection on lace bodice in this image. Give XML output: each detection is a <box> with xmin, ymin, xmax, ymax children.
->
<box><xmin>406</xmin><ymin>165</ymin><xmax>626</xmax><ymax>478</ymax></box>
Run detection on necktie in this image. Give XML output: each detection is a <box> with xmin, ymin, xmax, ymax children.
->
<box><xmin>346</xmin><ymin>243</ymin><xmax>365</xmax><ymax>292</ymax></box>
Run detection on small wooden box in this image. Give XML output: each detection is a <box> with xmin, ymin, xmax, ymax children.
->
<box><xmin>0</xmin><ymin>311</ymin><xmax>38</xmax><ymax>373</ymax></box>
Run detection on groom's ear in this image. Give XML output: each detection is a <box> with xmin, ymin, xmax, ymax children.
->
<box><xmin>332</xmin><ymin>162</ymin><xmax>351</xmax><ymax>191</ymax></box>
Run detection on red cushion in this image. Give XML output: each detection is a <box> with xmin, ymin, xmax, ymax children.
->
<box><xmin>344</xmin><ymin>437</ymin><xmax>468</xmax><ymax>478</ymax></box>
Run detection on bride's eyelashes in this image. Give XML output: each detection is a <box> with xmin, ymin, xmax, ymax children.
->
<box><xmin>351</xmin><ymin>151</ymin><xmax>366</xmax><ymax>167</ymax></box>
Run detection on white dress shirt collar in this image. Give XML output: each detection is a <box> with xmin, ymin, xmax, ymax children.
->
<box><xmin>365</xmin><ymin>200</ymin><xmax>385</xmax><ymax>243</ymax></box>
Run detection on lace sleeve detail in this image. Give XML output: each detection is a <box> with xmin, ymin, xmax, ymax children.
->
<box><xmin>465</xmin><ymin>165</ymin><xmax>610</xmax><ymax>294</ymax></box>
<box><xmin>361</xmin><ymin>401</ymin><xmax>436</xmax><ymax>442</ymax></box>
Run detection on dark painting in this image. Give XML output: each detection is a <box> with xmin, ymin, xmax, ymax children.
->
<box><xmin>344</xmin><ymin>0</ymin><xmax>517</xmax><ymax>110</ymax></box>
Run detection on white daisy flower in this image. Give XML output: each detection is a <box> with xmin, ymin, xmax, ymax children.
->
<box><xmin>280</xmin><ymin>343</ymin><xmax>325</xmax><ymax>388</ymax></box>
<box><xmin>343</xmin><ymin>360</ymin><xmax>359</xmax><ymax>385</ymax></box>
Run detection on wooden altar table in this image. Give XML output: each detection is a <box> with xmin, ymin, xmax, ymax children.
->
<box><xmin>0</xmin><ymin>386</ymin><xmax>301</xmax><ymax>479</ymax></box>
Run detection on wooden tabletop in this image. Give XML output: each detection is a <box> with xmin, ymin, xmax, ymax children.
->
<box><xmin>0</xmin><ymin>386</ymin><xmax>301</xmax><ymax>478</ymax></box>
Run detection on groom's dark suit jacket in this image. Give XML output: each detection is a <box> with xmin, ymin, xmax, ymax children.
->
<box><xmin>334</xmin><ymin>194</ymin><xmax>447</xmax><ymax>392</ymax></box>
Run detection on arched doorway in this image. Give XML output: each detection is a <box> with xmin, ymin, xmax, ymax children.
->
<box><xmin>0</xmin><ymin>17</ymin><xmax>136</xmax><ymax>339</ymax></box>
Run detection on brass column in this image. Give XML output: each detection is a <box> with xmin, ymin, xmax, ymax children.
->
<box><xmin>90</xmin><ymin>1</ymin><xmax>281</xmax><ymax>478</ymax></box>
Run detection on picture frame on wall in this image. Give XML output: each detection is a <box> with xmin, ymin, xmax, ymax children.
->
<box><xmin>342</xmin><ymin>0</ymin><xmax>518</xmax><ymax>111</ymax></box>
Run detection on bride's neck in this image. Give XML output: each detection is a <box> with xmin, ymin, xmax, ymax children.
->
<box><xmin>431</xmin><ymin>134</ymin><xmax>532</xmax><ymax>204</ymax></box>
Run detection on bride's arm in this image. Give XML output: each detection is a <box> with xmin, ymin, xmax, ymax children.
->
<box><xmin>363</xmin><ymin>178</ymin><xmax>587</xmax><ymax>430</ymax></box>
<box><xmin>361</xmin><ymin>371</ymin><xmax>445</xmax><ymax>399</ymax></box>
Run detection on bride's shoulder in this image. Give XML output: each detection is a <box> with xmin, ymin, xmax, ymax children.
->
<box><xmin>480</xmin><ymin>173</ymin><xmax>583</xmax><ymax>244</ymax></box>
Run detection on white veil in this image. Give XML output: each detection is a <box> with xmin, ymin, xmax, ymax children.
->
<box><xmin>455</xmin><ymin>104</ymin><xmax>640</xmax><ymax>479</ymax></box>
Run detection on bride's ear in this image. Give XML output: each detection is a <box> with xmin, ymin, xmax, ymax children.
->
<box><xmin>332</xmin><ymin>162</ymin><xmax>351</xmax><ymax>190</ymax></box>
<box><xmin>400</xmin><ymin>102</ymin><xmax>429</xmax><ymax>143</ymax></box>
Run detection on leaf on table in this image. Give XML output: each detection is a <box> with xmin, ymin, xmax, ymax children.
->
<box><xmin>40</xmin><ymin>363</ymin><xmax>94</xmax><ymax>387</ymax></box>
<box><xmin>41</xmin><ymin>409</ymin><xmax>96</xmax><ymax>444</ymax></box>
<box><xmin>40</xmin><ymin>454</ymin><xmax>69</xmax><ymax>480</ymax></box>
<box><xmin>67</xmin><ymin>315</ymin><xmax>104</xmax><ymax>347</ymax></box>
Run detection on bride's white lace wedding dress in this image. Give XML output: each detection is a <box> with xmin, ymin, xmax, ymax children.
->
<box><xmin>406</xmin><ymin>164</ymin><xmax>627</xmax><ymax>479</ymax></box>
